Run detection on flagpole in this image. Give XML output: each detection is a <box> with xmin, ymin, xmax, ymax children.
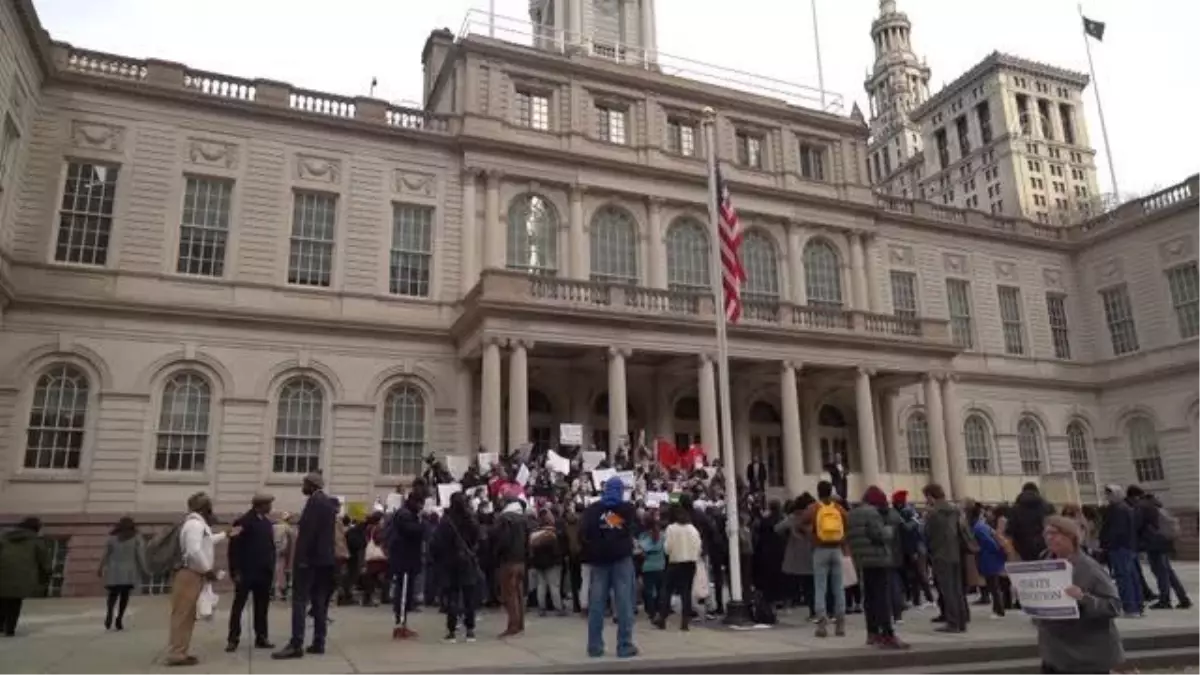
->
<box><xmin>1078</xmin><ymin>3</ymin><xmax>1120</xmax><ymax>200</ymax></box>
<box><xmin>702</xmin><ymin>107</ymin><xmax>750</xmax><ymax>625</ymax></box>
<box><xmin>811</xmin><ymin>0</ymin><xmax>827</xmax><ymax>110</ymax></box>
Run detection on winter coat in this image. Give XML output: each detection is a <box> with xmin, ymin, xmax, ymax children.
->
<box><xmin>774</xmin><ymin>517</ymin><xmax>813</xmax><ymax>576</ymax></box>
<box><xmin>846</xmin><ymin>504</ymin><xmax>894</xmax><ymax>569</ymax></box>
<box><xmin>492</xmin><ymin>511</ymin><xmax>530</xmax><ymax>566</ymax></box>
<box><xmin>429</xmin><ymin>514</ymin><xmax>481</xmax><ymax>589</ymax></box>
<box><xmin>1099</xmin><ymin>500</ymin><xmax>1137</xmax><ymax>551</ymax></box>
<box><xmin>100</xmin><ymin>535</ymin><xmax>146</xmax><ymax>588</ymax></box>
<box><xmin>528</xmin><ymin>525</ymin><xmax>563</xmax><ymax>570</ymax></box>
<box><xmin>386</xmin><ymin>505</ymin><xmax>426</xmax><ymax>574</ymax></box>
<box><xmin>0</xmin><ymin>528</ymin><xmax>51</xmax><ymax>598</ymax></box>
<box><xmin>924</xmin><ymin>500</ymin><xmax>967</xmax><ymax>564</ymax></box>
<box><xmin>972</xmin><ymin>520</ymin><xmax>1007</xmax><ymax>578</ymax></box>
<box><xmin>1007</xmin><ymin>489</ymin><xmax>1055</xmax><ymax>561</ymax></box>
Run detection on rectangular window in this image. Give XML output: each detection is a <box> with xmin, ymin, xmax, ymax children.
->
<box><xmin>0</xmin><ymin>114</ymin><xmax>18</xmax><ymax>190</ymax></box>
<box><xmin>596</xmin><ymin>104</ymin><xmax>627</xmax><ymax>144</ymax></box>
<box><xmin>955</xmin><ymin>115</ymin><xmax>970</xmax><ymax>157</ymax></box>
<box><xmin>1101</xmin><ymin>285</ymin><xmax>1140</xmax><ymax>355</ymax></box>
<box><xmin>890</xmin><ymin>271</ymin><xmax>918</xmax><ymax>319</ymax></box>
<box><xmin>1059</xmin><ymin>103</ymin><xmax>1076</xmax><ymax>145</ymax></box>
<box><xmin>1046</xmin><ymin>292</ymin><xmax>1072</xmax><ymax>359</ymax></box>
<box><xmin>666</xmin><ymin>118</ymin><xmax>696</xmax><ymax>156</ymax></box>
<box><xmin>44</xmin><ymin>537</ymin><xmax>69</xmax><ymax>598</ymax></box>
<box><xmin>934</xmin><ymin>128</ymin><xmax>949</xmax><ymax>170</ymax></box>
<box><xmin>176</xmin><ymin>177</ymin><xmax>232</xmax><ymax>277</ymax></box>
<box><xmin>1166</xmin><ymin>261</ymin><xmax>1199</xmax><ymax>339</ymax></box>
<box><xmin>390</xmin><ymin>204</ymin><xmax>434</xmax><ymax>297</ymax></box>
<box><xmin>975</xmin><ymin>101</ymin><xmax>993</xmax><ymax>144</ymax></box>
<box><xmin>56</xmin><ymin>162</ymin><xmax>118</xmax><ymax>266</ymax></box>
<box><xmin>946</xmin><ymin>278</ymin><xmax>974</xmax><ymax>349</ymax></box>
<box><xmin>1037</xmin><ymin>99</ymin><xmax>1054</xmax><ymax>140</ymax></box>
<box><xmin>287</xmin><ymin>191</ymin><xmax>336</xmax><ymax>287</ymax></box>
<box><xmin>1015</xmin><ymin>94</ymin><xmax>1031</xmax><ymax>135</ymax></box>
<box><xmin>799</xmin><ymin>142</ymin><xmax>825</xmax><ymax>181</ymax></box>
<box><xmin>997</xmin><ymin>285</ymin><xmax>1025</xmax><ymax>355</ymax></box>
<box><xmin>515</xmin><ymin>90</ymin><xmax>550</xmax><ymax>130</ymax></box>
<box><xmin>735</xmin><ymin>132</ymin><xmax>763</xmax><ymax>169</ymax></box>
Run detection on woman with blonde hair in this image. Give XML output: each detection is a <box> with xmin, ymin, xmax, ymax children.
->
<box><xmin>99</xmin><ymin>516</ymin><xmax>145</xmax><ymax>630</ymax></box>
<box><xmin>1036</xmin><ymin>515</ymin><xmax>1123</xmax><ymax>674</ymax></box>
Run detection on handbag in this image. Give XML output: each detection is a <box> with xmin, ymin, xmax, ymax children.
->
<box><xmin>692</xmin><ymin>559</ymin><xmax>710</xmax><ymax>602</ymax></box>
<box><xmin>841</xmin><ymin>554</ymin><xmax>858</xmax><ymax>588</ymax></box>
<box><xmin>365</xmin><ymin>539</ymin><xmax>387</xmax><ymax>563</ymax></box>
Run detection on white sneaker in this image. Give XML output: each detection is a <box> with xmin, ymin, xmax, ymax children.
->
<box><xmin>990</xmin><ymin>613</ymin><xmax>1004</xmax><ymax>620</ymax></box>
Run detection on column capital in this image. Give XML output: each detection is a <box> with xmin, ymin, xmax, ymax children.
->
<box><xmin>462</xmin><ymin>165</ymin><xmax>482</xmax><ymax>180</ymax></box>
<box><xmin>570</xmin><ymin>183</ymin><xmax>585</xmax><ymax>199</ymax></box>
<box><xmin>607</xmin><ymin>346</ymin><xmax>632</xmax><ymax>359</ymax></box>
<box><xmin>697</xmin><ymin>352</ymin><xmax>715</xmax><ymax>366</ymax></box>
<box><xmin>942</xmin><ymin>372</ymin><xmax>960</xmax><ymax>384</ymax></box>
<box><xmin>856</xmin><ymin>366</ymin><xmax>876</xmax><ymax>378</ymax></box>
<box><xmin>511</xmin><ymin>339</ymin><xmax>536</xmax><ymax>352</ymax></box>
<box><xmin>780</xmin><ymin>359</ymin><xmax>803</xmax><ymax>373</ymax></box>
<box><xmin>924</xmin><ymin>371</ymin><xmax>945</xmax><ymax>383</ymax></box>
<box><xmin>485</xmin><ymin>168</ymin><xmax>505</xmax><ymax>181</ymax></box>
<box><xmin>481</xmin><ymin>334</ymin><xmax>506</xmax><ymax>348</ymax></box>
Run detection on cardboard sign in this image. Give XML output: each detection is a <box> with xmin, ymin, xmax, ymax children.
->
<box><xmin>559</xmin><ymin>423</ymin><xmax>583</xmax><ymax>446</ymax></box>
<box><xmin>546</xmin><ymin>450</ymin><xmax>571</xmax><ymax>475</ymax></box>
<box><xmin>582</xmin><ymin>451</ymin><xmax>606</xmax><ymax>471</ymax></box>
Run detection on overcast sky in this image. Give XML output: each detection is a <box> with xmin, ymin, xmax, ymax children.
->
<box><xmin>32</xmin><ymin>0</ymin><xmax>1197</xmax><ymax>199</ymax></box>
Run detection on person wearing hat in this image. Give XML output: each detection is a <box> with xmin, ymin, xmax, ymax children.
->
<box><xmin>274</xmin><ymin>471</ymin><xmax>337</xmax><ymax>660</ymax></box>
<box><xmin>226</xmin><ymin>493</ymin><xmax>278</xmax><ymax>652</ymax></box>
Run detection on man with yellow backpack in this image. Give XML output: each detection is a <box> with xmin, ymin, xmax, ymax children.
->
<box><xmin>799</xmin><ymin>480</ymin><xmax>849</xmax><ymax>638</ymax></box>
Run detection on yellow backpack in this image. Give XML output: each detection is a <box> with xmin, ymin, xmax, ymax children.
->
<box><xmin>815</xmin><ymin>502</ymin><xmax>844</xmax><ymax>544</ymax></box>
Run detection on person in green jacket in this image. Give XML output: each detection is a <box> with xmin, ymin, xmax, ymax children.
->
<box><xmin>0</xmin><ymin>517</ymin><xmax>52</xmax><ymax>636</ymax></box>
<box><xmin>847</xmin><ymin>487</ymin><xmax>909</xmax><ymax>650</ymax></box>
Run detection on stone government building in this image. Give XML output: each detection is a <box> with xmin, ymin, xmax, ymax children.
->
<box><xmin>0</xmin><ymin>0</ymin><xmax>1195</xmax><ymax>596</ymax></box>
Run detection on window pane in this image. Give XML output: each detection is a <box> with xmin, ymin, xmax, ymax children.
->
<box><xmin>1167</xmin><ymin>262</ymin><xmax>1199</xmax><ymax>339</ymax></box>
<box><xmin>273</xmin><ymin>377</ymin><xmax>323</xmax><ymax>474</ymax></box>
<box><xmin>963</xmin><ymin>415</ymin><xmax>991</xmax><ymax>474</ymax></box>
<box><xmin>56</xmin><ymin>162</ymin><xmax>118</xmax><ymax>266</ymax></box>
<box><xmin>1101</xmin><ymin>285</ymin><xmax>1139</xmax><ymax>355</ymax></box>
<box><xmin>1066</xmin><ymin>422</ymin><xmax>1093</xmax><ymax>487</ymax></box>
<box><xmin>804</xmin><ymin>239</ymin><xmax>843</xmax><ymax>308</ymax></box>
<box><xmin>1046</xmin><ymin>293</ymin><xmax>1072</xmax><ymax>359</ymax></box>
<box><xmin>890</xmin><ymin>271</ymin><xmax>917</xmax><ymax>318</ymax></box>
<box><xmin>177</xmin><ymin>177</ymin><xmax>232</xmax><ymax>277</ymax></box>
<box><xmin>998</xmin><ymin>286</ymin><xmax>1025</xmax><ymax>355</ymax></box>
<box><xmin>155</xmin><ymin>372</ymin><xmax>211</xmax><ymax>472</ymax></box>
<box><xmin>506</xmin><ymin>194</ymin><xmax>559</xmax><ymax>274</ymax></box>
<box><xmin>24</xmin><ymin>365</ymin><xmax>89</xmax><ymax>470</ymax></box>
<box><xmin>589</xmin><ymin>206</ymin><xmax>639</xmax><ymax>285</ymax></box>
<box><xmin>390</xmin><ymin>204</ymin><xmax>434</xmax><ymax>297</ymax></box>
<box><xmin>381</xmin><ymin>384</ymin><xmax>426</xmax><ymax>476</ymax></box>
<box><xmin>288</xmin><ymin>192</ymin><xmax>336</xmax><ymax>287</ymax></box>
<box><xmin>946</xmin><ymin>279</ymin><xmax>974</xmax><ymax>349</ymax></box>
<box><xmin>906</xmin><ymin>413</ymin><xmax>931</xmax><ymax>474</ymax></box>
<box><xmin>1127</xmin><ymin>416</ymin><xmax>1164</xmax><ymax>483</ymax></box>
<box><xmin>1016</xmin><ymin>417</ymin><xmax>1042</xmax><ymax>475</ymax></box>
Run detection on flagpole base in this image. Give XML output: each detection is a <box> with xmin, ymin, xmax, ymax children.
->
<box><xmin>721</xmin><ymin>600</ymin><xmax>753</xmax><ymax>627</ymax></box>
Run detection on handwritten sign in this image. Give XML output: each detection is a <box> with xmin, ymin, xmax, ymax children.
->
<box><xmin>1006</xmin><ymin>559</ymin><xmax>1079</xmax><ymax>620</ymax></box>
<box><xmin>559</xmin><ymin>423</ymin><xmax>583</xmax><ymax>446</ymax></box>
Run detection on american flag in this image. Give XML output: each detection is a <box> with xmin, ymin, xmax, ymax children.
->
<box><xmin>715</xmin><ymin>165</ymin><xmax>746</xmax><ymax>322</ymax></box>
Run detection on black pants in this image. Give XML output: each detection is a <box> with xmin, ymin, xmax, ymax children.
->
<box><xmin>710</xmin><ymin>557</ymin><xmax>728</xmax><ymax>612</ymax></box>
<box><xmin>659</xmin><ymin>562</ymin><xmax>697</xmax><ymax>628</ymax></box>
<box><xmin>443</xmin><ymin>583</ymin><xmax>478</xmax><ymax>633</ymax></box>
<box><xmin>800</xmin><ymin>574</ymin><xmax>815</xmax><ymax>616</ymax></box>
<box><xmin>229</xmin><ymin>578</ymin><xmax>271</xmax><ymax>641</ymax></box>
<box><xmin>0</xmin><ymin>598</ymin><xmax>23</xmax><ymax>636</ymax></box>
<box><xmin>889</xmin><ymin>569</ymin><xmax>906</xmax><ymax>621</ymax></box>
<box><xmin>289</xmin><ymin>565</ymin><xmax>334</xmax><ymax>649</ymax></box>
<box><xmin>984</xmin><ymin>575</ymin><xmax>1007</xmax><ymax>616</ymax></box>
<box><xmin>105</xmin><ymin>585</ymin><xmax>133</xmax><ymax>626</ymax></box>
<box><xmin>862</xmin><ymin>567</ymin><xmax>894</xmax><ymax>637</ymax></box>
<box><xmin>567</xmin><ymin>557</ymin><xmax>582</xmax><ymax>611</ymax></box>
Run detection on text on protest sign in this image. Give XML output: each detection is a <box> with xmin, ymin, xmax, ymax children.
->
<box><xmin>1005</xmin><ymin>559</ymin><xmax>1079</xmax><ymax>620</ymax></box>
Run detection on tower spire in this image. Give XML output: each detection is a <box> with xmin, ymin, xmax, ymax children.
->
<box><xmin>863</xmin><ymin>0</ymin><xmax>932</xmax><ymax>188</ymax></box>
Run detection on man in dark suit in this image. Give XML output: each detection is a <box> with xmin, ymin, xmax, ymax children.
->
<box><xmin>226</xmin><ymin>494</ymin><xmax>277</xmax><ymax>652</ymax></box>
<box><xmin>273</xmin><ymin>472</ymin><xmax>336</xmax><ymax>660</ymax></box>
<box><xmin>746</xmin><ymin>458</ymin><xmax>768</xmax><ymax>494</ymax></box>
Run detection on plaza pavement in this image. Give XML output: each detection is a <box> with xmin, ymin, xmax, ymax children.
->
<box><xmin>1</xmin><ymin>563</ymin><xmax>1196</xmax><ymax>674</ymax></box>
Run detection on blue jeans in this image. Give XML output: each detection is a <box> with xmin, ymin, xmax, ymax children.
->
<box><xmin>289</xmin><ymin>565</ymin><xmax>333</xmax><ymax>648</ymax></box>
<box><xmin>586</xmin><ymin>558</ymin><xmax>636</xmax><ymax>657</ymax></box>
<box><xmin>1147</xmin><ymin>551</ymin><xmax>1190</xmax><ymax>606</ymax></box>
<box><xmin>1108</xmin><ymin>548</ymin><xmax>1142</xmax><ymax>614</ymax></box>
<box><xmin>812</xmin><ymin>547</ymin><xmax>845</xmax><ymax>620</ymax></box>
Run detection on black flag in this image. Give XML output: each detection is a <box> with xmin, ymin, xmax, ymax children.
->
<box><xmin>1082</xmin><ymin>16</ymin><xmax>1105</xmax><ymax>41</ymax></box>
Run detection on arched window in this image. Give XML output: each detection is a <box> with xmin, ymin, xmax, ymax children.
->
<box><xmin>963</xmin><ymin>414</ymin><xmax>992</xmax><ymax>474</ymax></box>
<box><xmin>1066</xmin><ymin>421</ymin><xmax>1093</xmax><ymax>486</ymax></box>
<box><xmin>506</xmin><ymin>194</ymin><xmax>559</xmax><ymax>274</ymax></box>
<box><xmin>1016</xmin><ymin>416</ymin><xmax>1043</xmax><ymax>476</ymax></box>
<box><xmin>24</xmin><ymin>364</ymin><xmax>89</xmax><ymax>470</ymax></box>
<box><xmin>673</xmin><ymin>396</ymin><xmax>700</xmax><ymax>421</ymax></box>
<box><xmin>666</xmin><ymin>217</ymin><xmax>709</xmax><ymax>291</ymax></box>
<box><xmin>592</xmin><ymin>392</ymin><xmax>636</xmax><ymax>420</ymax></box>
<box><xmin>804</xmin><ymin>238</ymin><xmax>843</xmax><ymax>308</ymax></box>
<box><xmin>741</xmin><ymin>231</ymin><xmax>780</xmax><ymax>301</ymax></box>
<box><xmin>818</xmin><ymin>404</ymin><xmax>847</xmax><ymax>428</ymax></box>
<box><xmin>749</xmin><ymin>401</ymin><xmax>781</xmax><ymax>424</ymax></box>
<box><xmin>155</xmin><ymin>372</ymin><xmax>211</xmax><ymax>472</ymax></box>
<box><xmin>906</xmin><ymin>412</ymin><xmax>931</xmax><ymax>474</ymax></box>
<box><xmin>529</xmin><ymin>389</ymin><xmax>554</xmax><ymax>415</ymax></box>
<box><xmin>381</xmin><ymin>384</ymin><xmax>426</xmax><ymax>476</ymax></box>
<box><xmin>273</xmin><ymin>376</ymin><xmax>323</xmax><ymax>474</ymax></box>
<box><xmin>589</xmin><ymin>205</ymin><xmax>639</xmax><ymax>285</ymax></box>
<box><xmin>1127</xmin><ymin>416</ymin><xmax>1164</xmax><ymax>483</ymax></box>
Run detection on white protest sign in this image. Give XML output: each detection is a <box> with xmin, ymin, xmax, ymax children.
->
<box><xmin>515</xmin><ymin>464</ymin><xmax>531</xmax><ymax>486</ymax></box>
<box><xmin>646</xmin><ymin>491</ymin><xmax>669</xmax><ymax>508</ymax></box>
<box><xmin>1005</xmin><ymin>559</ymin><xmax>1079</xmax><ymax>620</ymax></box>
<box><xmin>559</xmin><ymin>423</ymin><xmax>584</xmax><ymax>446</ymax></box>
<box><xmin>582</xmin><ymin>451</ymin><xmax>606</xmax><ymax>471</ymax></box>
<box><xmin>546</xmin><ymin>450</ymin><xmax>571</xmax><ymax>475</ymax></box>
<box><xmin>592</xmin><ymin>468</ymin><xmax>617</xmax><ymax>490</ymax></box>
<box><xmin>423</xmin><ymin>497</ymin><xmax>437</xmax><ymax>513</ymax></box>
<box><xmin>616</xmin><ymin>470</ymin><xmax>636</xmax><ymax>488</ymax></box>
<box><xmin>437</xmin><ymin>482</ymin><xmax>463</xmax><ymax>507</ymax></box>
<box><xmin>444</xmin><ymin>454</ymin><xmax>470</xmax><ymax>479</ymax></box>
<box><xmin>480</xmin><ymin>452</ymin><xmax>499</xmax><ymax>469</ymax></box>
<box><xmin>385</xmin><ymin>493</ymin><xmax>405</xmax><ymax>513</ymax></box>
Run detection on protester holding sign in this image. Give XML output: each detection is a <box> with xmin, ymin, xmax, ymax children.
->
<box><xmin>1032</xmin><ymin>515</ymin><xmax>1124</xmax><ymax>674</ymax></box>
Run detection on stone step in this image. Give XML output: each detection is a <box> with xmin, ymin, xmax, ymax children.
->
<box><xmin>871</xmin><ymin>648</ymin><xmax>1199</xmax><ymax>674</ymax></box>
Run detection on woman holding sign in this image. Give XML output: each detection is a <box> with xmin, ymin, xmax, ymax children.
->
<box><xmin>1034</xmin><ymin>515</ymin><xmax>1124</xmax><ymax>674</ymax></box>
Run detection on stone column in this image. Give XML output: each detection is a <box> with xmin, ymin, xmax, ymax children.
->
<box><xmin>854</xmin><ymin>367</ymin><xmax>880</xmax><ymax>487</ymax></box>
<box><xmin>862</xmin><ymin>232</ymin><xmax>879</xmax><ymax>312</ymax></box>
<box><xmin>780</xmin><ymin>361</ymin><xmax>806</xmax><ymax>496</ymax></box>
<box><xmin>788</xmin><ymin>224</ymin><xmax>804</xmax><ymax>305</ymax></box>
<box><xmin>647</xmin><ymin>197</ymin><xmax>666</xmax><ymax>289</ymax></box>
<box><xmin>849</xmin><ymin>231</ymin><xmax>869</xmax><ymax>312</ymax></box>
<box><xmin>801</xmin><ymin>387</ymin><xmax>821</xmax><ymax>474</ymax></box>
<box><xmin>698</xmin><ymin>355</ymin><xmax>719</xmax><ymax>460</ymax></box>
<box><xmin>569</xmin><ymin>0</ymin><xmax>585</xmax><ymax>49</ymax></box>
<box><xmin>553</xmin><ymin>0</ymin><xmax>566</xmax><ymax>51</ymax></box>
<box><xmin>460</xmin><ymin>168</ymin><xmax>478</xmax><ymax>295</ymax></box>
<box><xmin>484</xmin><ymin>170</ymin><xmax>503</xmax><ymax>270</ymax></box>
<box><xmin>457</xmin><ymin>362</ymin><xmax>475</xmax><ymax>457</ymax></box>
<box><xmin>941</xmin><ymin>374</ymin><xmax>969</xmax><ymax>500</ymax></box>
<box><xmin>879</xmin><ymin>389</ymin><xmax>899</xmax><ymax>473</ymax></box>
<box><xmin>640</xmin><ymin>0</ymin><xmax>655</xmax><ymax>66</ymax></box>
<box><xmin>607</xmin><ymin>347</ymin><xmax>630</xmax><ymax>458</ymax></box>
<box><xmin>923</xmin><ymin>373</ymin><xmax>951</xmax><ymax>490</ymax></box>
<box><xmin>480</xmin><ymin>338</ymin><xmax>503</xmax><ymax>455</ymax></box>
<box><xmin>569</xmin><ymin>185</ymin><xmax>587</xmax><ymax>281</ymax></box>
<box><xmin>507</xmin><ymin>340</ymin><xmax>530</xmax><ymax>452</ymax></box>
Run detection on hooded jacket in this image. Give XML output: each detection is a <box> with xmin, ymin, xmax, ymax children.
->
<box><xmin>0</xmin><ymin>528</ymin><xmax>50</xmax><ymax>598</ymax></box>
<box><xmin>924</xmin><ymin>500</ymin><xmax>967</xmax><ymax>564</ymax></box>
<box><xmin>1008</xmin><ymin>488</ymin><xmax>1055</xmax><ymax>561</ymax></box>
<box><xmin>580</xmin><ymin>476</ymin><xmax>636</xmax><ymax>565</ymax></box>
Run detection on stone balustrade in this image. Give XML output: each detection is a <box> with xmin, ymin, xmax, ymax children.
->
<box><xmin>472</xmin><ymin>269</ymin><xmax>952</xmax><ymax>345</ymax></box>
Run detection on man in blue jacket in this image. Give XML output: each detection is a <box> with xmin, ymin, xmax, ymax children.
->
<box><xmin>274</xmin><ymin>472</ymin><xmax>337</xmax><ymax>659</ymax></box>
<box><xmin>580</xmin><ymin>476</ymin><xmax>638</xmax><ymax>659</ymax></box>
<box><xmin>226</xmin><ymin>494</ymin><xmax>277</xmax><ymax>652</ymax></box>
<box><xmin>1099</xmin><ymin>484</ymin><xmax>1141</xmax><ymax>616</ymax></box>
